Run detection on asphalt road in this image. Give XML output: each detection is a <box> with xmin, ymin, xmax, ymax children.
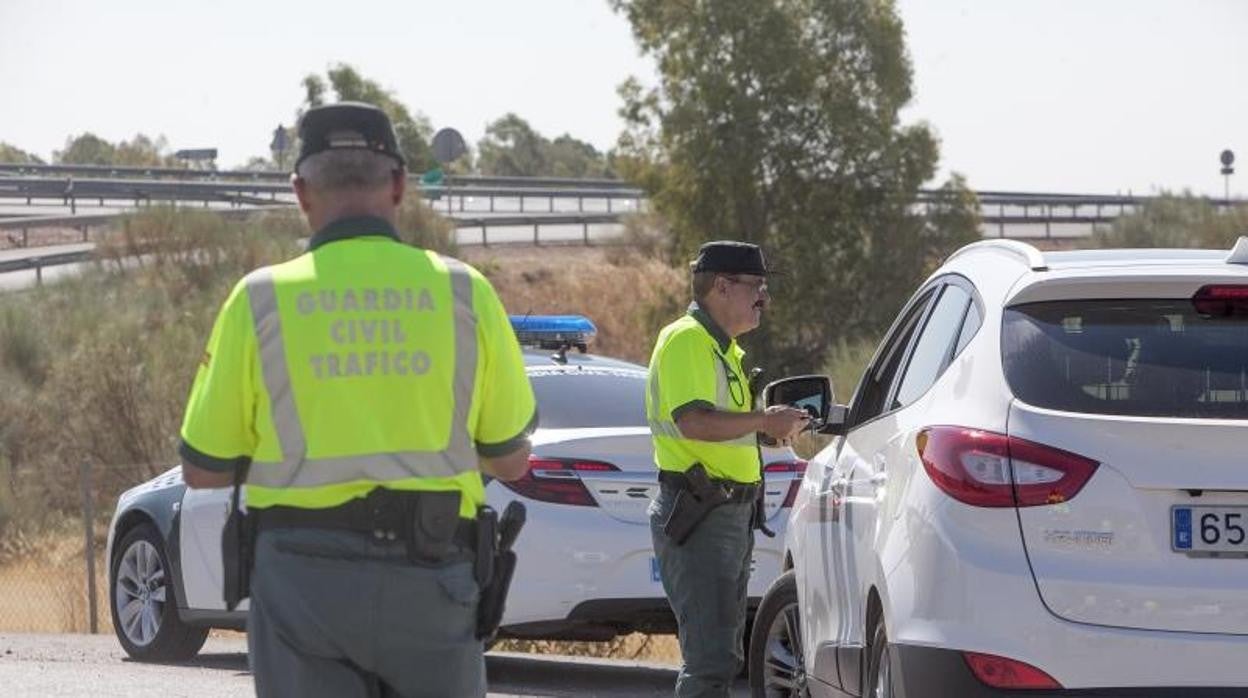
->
<box><xmin>0</xmin><ymin>633</ymin><xmax>749</xmax><ymax>697</ymax></box>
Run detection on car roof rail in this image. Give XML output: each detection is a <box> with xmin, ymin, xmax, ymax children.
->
<box><xmin>1226</xmin><ymin>236</ymin><xmax>1248</xmax><ymax>265</ymax></box>
<box><xmin>945</xmin><ymin>239</ymin><xmax>1048</xmax><ymax>272</ymax></box>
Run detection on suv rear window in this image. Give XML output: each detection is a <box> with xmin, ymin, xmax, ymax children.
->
<box><xmin>529</xmin><ymin>368</ymin><xmax>648</xmax><ymax>429</ymax></box>
<box><xmin>1003</xmin><ymin>300</ymin><xmax>1248</xmax><ymax>419</ymax></box>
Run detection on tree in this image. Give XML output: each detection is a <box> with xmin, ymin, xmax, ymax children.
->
<box><xmin>236</xmin><ymin>155</ymin><xmax>279</xmax><ymax>171</ymax></box>
<box><xmin>1089</xmin><ymin>193</ymin><xmax>1248</xmax><ymax>250</ymax></box>
<box><xmin>477</xmin><ymin>113</ymin><xmax>548</xmax><ymax>176</ymax></box>
<box><xmin>54</xmin><ymin>133</ymin><xmax>116</xmax><ymax>165</ymax></box>
<box><xmin>477</xmin><ymin>113</ymin><xmax>612</xmax><ymax>178</ymax></box>
<box><xmin>54</xmin><ymin>133</ymin><xmax>178</xmax><ymax>167</ymax></box>
<box><xmin>0</xmin><ymin>143</ymin><xmax>44</xmax><ymax>165</ymax></box>
<box><xmin>548</xmin><ymin>134</ymin><xmax>614</xmax><ymax>178</ymax></box>
<box><xmin>114</xmin><ymin>134</ymin><xmax>177</xmax><ymax>167</ymax></box>
<box><xmin>611</xmin><ymin>0</ymin><xmax>979</xmax><ymax>374</ymax></box>
<box><xmin>301</xmin><ymin>64</ymin><xmax>437</xmax><ymax>172</ymax></box>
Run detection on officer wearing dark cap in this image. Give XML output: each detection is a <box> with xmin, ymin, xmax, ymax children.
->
<box><xmin>645</xmin><ymin>241</ymin><xmax>808</xmax><ymax>697</ymax></box>
<box><xmin>178</xmin><ymin>101</ymin><xmax>537</xmax><ymax>697</ymax></box>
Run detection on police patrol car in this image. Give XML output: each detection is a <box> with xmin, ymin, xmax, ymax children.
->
<box><xmin>106</xmin><ymin>315</ymin><xmax>804</xmax><ymax>660</ymax></box>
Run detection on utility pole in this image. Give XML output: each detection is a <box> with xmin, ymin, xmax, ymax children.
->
<box><xmin>271</xmin><ymin>125</ymin><xmax>290</xmax><ymax>172</ymax></box>
<box><xmin>1221</xmin><ymin>149</ymin><xmax>1235</xmax><ymax>203</ymax></box>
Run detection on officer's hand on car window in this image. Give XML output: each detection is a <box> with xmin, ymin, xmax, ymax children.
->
<box><xmin>761</xmin><ymin>405</ymin><xmax>810</xmax><ymax>443</ymax></box>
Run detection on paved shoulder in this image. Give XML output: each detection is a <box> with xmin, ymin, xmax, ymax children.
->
<box><xmin>487</xmin><ymin>651</ymin><xmax>749</xmax><ymax>697</ymax></box>
<box><xmin>0</xmin><ymin>633</ymin><xmax>747</xmax><ymax>697</ymax></box>
<box><xmin>0</xmin><ymin>633</ymin><xmax>253</xmax><ymax>697</ymax></box>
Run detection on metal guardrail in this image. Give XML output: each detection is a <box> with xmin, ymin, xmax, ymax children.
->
<box><xmin>0</xmin><ymin>249</ymin><xmax>92</xmax><ymax>281</ymax></box>
<box><xmin>0</xmin><ymin>170</ymin><xmax>1241</xmax><ymax>248</ymax></box>
<box><xmin>0</xmin><ymin>207</ymin><xmax>288</xmax><ymax>246</ymax></box>
<box><xmin>0</xmin><ymin>211</ymin><xmax>630</xmax><ymax>281</ymax></box>
<box><xmin>456</xmin><ymin>213</ymin><xmax>623</xmax><ymax>246</ymax></box>
<box><xmin>0</xmin><ymin>176</ymin><xmax>645</xmax><ymax>216</ymax></box>
<box><xmin>0</xmin><ymin>162</ymin><xmax>635</xmax><ymax>190</ymax></box>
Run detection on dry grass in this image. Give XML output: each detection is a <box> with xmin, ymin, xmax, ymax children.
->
<box><xmin>0</xmin><ymin>525</ymin><xmax>108</xmax><ymax>633</ymax></box>
<box><xmin>496</xmin><ymin>634</ymin><xmax>681</xmax><ymax>665</ymax></box>
<box><xmin>0</xmin><ymin>226</ymin><xmax>89</xmax><ymax>250</ymax></box>
<box><xmin>463</xmin><ymin>244</ymin><xmax>685</xmax><ymax>365</ymax></box>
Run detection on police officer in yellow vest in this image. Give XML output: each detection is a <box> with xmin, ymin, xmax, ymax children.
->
<box><xmin>178</xmin><ymin>102</ymin><xmax>537</xmax><ymax>698</ymax></box>
<box><xmin>647</xmin><ymin>241</ymin><xmax>808</xmax><ymax>697</ymax></box>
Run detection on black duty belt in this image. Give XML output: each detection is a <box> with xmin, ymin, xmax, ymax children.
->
<box><xmin>658</xmin><ymin>470</ymin><xmax>759</xmax><ymax>503</ymax></box>
<box><xmin>254</xmin><ymin>490</ymin><xmax>476</xmax><ymax>551</ymax></box>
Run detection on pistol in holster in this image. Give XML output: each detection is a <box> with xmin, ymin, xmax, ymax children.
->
<box><xmin>222</xmin><ymin>460</ymin><xmax>256</xmax><ymax>611</ymax></box>
<box><xmin>475</xmin><ymin>500</ymin><xmax>526</xmax><ymax>642</ymax></box>
<box><xmin>661</xmin><ymin>463</ymin><xmax>731</xmax><ymax>546</ymax></box>
<box><xmin>752</xmin><ymin>440</ymin><xmax>776</xmax><ymax>538</ymax></box>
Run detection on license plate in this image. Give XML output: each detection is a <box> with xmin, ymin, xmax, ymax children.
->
<box><xmin>1172</xmin><ymin>506</ymin><xmax>1248</xmax><ymax>555</ymax></box>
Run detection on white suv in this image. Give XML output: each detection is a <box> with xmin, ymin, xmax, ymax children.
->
<box><xmin>749</xmin><ymin>239</ymin><xmax>1248</xmax><ymax>697</ymax></box>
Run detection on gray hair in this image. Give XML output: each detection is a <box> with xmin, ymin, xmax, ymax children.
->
<box><xmin>692</xmin><ymin>271</ymin><xmax>718</xmax><ymax>303</ymax></box>
<box><xmin>296</xmin><ymin>150</ymin><xmax>398</xmax><ymax>192</ymax></box>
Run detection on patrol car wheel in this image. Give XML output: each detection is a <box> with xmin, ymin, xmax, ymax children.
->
<box><xmin>109</xmin><ymin>523</ymin><xmax>208</xmax><ymax>661</ymax></box>
<box><xmin>748</xmin><ymin>570</ymin><xmax>807</xmax><ymax>697</ymax></box>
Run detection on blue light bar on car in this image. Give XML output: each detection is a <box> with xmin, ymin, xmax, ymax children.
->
<box><xmin>509</xmin><ymin>314</ymin><xmax>597</xmax><ymax>347</ymax></box>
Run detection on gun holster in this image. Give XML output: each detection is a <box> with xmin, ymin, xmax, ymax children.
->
<box><xmin>476</xmin><ymin>501</ymin><xmax>526</xmax><ymax>642</ymax></box>
<box><xmin>661</xmin><ymin>464</ymin><xmax>731</xmax><ymax>546</ymax></box>
<box><xmin>222</xmin><ymin>460</ymin><xmax>255</xmax><ymax>611</ymax></box>
<box><xmin>752</xmin><ymin>441</ymin><xmax>776</xmax><ymax>538</ymax></box>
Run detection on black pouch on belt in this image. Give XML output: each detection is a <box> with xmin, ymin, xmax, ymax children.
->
<box><xmin>474</xmin><ymin>506</ymin><xmax>497</xmax><ymax>587</ymax></box>
<box><xmin>405</xmin><ymin>490</ymin><xmax>462</xmax><ymax>564</ymax></box>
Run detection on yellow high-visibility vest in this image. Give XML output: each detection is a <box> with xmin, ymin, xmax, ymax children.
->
<box><xmin>179</xmin><ymin>216</ymin><xmax>537</xmax><ymax>518</ymax></box>
<box><xmin>646</xmin><ymin>304</ymin><xmax>760</xmax><ymax>484</ymax></box>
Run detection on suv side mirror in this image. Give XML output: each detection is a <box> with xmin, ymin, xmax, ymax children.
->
<box><xmin>763</xmin><ymin>375</ymin><xmax>849</xmax><ymax>436</ymax></box>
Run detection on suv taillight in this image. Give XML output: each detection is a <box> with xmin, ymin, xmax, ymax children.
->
<box><xmin>1193</xmin><ymin>284</ymin><xmax>1248</xmax><ymax>316</ymax></box>
<box><xmin>497</xmin><ymin>456</ymin><xmax>619</xmax><ymax>507</ymax></box>
<box><xmin>963</xmin><ymin>651</ymin><xmax>1062</xmax><ymax>689</ymax></box>
<box><xmin>764</xmin><ymin>459</ymin><xmax>808</xmax><ymax>507</ymax></box>
<box><xmin>917</xmin><ymin>426</ymin><xmax>1098</xmax><ymax>508</ymax></box>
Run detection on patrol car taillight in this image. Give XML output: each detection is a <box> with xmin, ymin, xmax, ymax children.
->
<box><xmin>499</xmin><ymin>457</ymin><xmax>621</xmax><ymax>507</ymax></box>
<box><xmin>764</xmin><ymin>459</ymin><xmax>808</xmax><ymax>507</ymax></box>
<box><xmin>917</xmin><ymin>426</ymin><xmax>1098</xmax><ymax>508</ymax></box>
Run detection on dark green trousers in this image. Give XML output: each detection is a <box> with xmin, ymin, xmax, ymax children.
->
<box><xmin>247</xmin><ymin>528</ymin><xmax>484</xmax><ymax>698</ymax></box>
<box><xmin>650</xmin><ymin>482</ymin><xmax>755</xmax><ymax>698</ymax></box>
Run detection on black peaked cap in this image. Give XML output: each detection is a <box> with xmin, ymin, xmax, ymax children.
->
<box><xmin>690</xmin><ymin>240</ymin><xmax>775</xmax><ymax>275</ymax></box>
<box><xmin>295</xmin><ymin>101</ymin><xmax>405</xmax><ymax>170</ymax></box>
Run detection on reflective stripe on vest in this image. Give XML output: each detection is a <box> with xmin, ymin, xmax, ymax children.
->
<box><xmin>648</xmin><ymin>347</ymin><xmax>756</xmax><ymax>448</ymax></box>
<box><xmin>244</xmin><ymin>255</ymin><xmax>478</xmax><ymax>488</ymax></box>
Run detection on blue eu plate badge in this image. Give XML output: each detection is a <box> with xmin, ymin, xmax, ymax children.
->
<box><xmin>1173</xmin><ymin>507</ymin><xmax>1192</xmax><ymax>550</ymax></box>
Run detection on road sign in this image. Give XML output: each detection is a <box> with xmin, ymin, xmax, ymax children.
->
<box><xmin>174</xmin><ymin>149</ymin><xmax>218</xmax><ymax>161</ymax></box>
<box><xmin>431</xmin><ymin>128</ymin><xmax>468</xmax><ymax>164</ymax></box>
<box><xmin>271</xmin><ymin>126</ymin><xmax>288</xmax><ymax>155</ymax></box>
